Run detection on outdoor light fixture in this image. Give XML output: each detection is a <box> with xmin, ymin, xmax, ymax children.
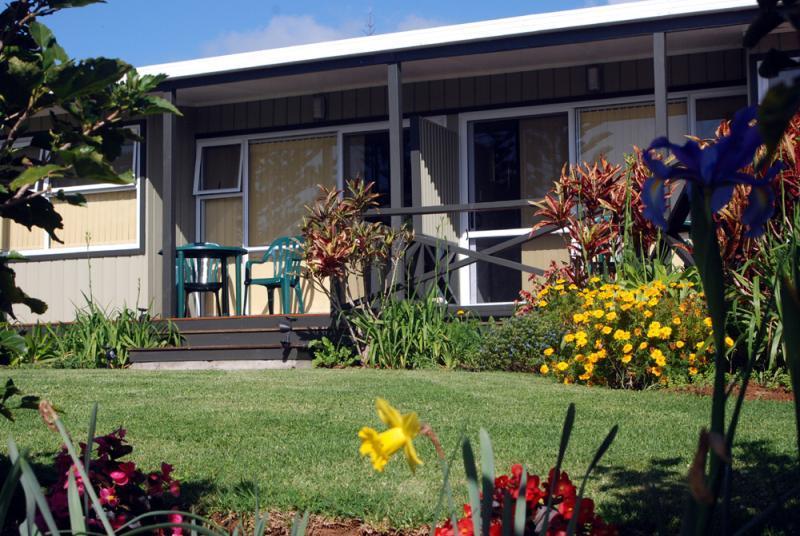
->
<box><xmin>312</xmin><ymin>94</ymin><xmax>327</xmax><ymax>121</ymax></box>
<box><xmin>587</xmin><ymin>65</ymin><xmax>602</xmax><ymax>93</ymax></box>
<box><xmin>279</xmin><ymin>317</ymin><xmax>296</xmax><ymax>349</ymax></box>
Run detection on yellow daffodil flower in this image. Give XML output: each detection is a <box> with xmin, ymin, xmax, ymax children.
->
<box><xmin>359</xmin><ymin>398</ymin><xmax>422</xmax><ymax>473</ymax></box>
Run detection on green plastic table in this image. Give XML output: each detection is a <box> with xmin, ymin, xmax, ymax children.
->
<box><xmin>175</xmin><ymin>243</ymin><xmax>248</xmax><ymax>317</ymax></box>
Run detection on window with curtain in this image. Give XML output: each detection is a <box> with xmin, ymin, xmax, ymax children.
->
<box><xmin>578</xmin><ymin>101</ymin><xmax>688</xmax><ymax>165</ymax></box>
<box><xmin>0</xmin><ymin>129</ymin><xmax>141</xmax><ymax>253</ymax></box>
<box><xmin>248</xmin><ymin>135</ymin><xmax>337</xmax><ymax>246</ymax></box>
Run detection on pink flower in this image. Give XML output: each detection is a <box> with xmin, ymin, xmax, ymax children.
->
<box><xmin>109</xmin><ymin>512</ymin><xmax>127</xmax><ymax>531</ymax></box>
<box><xmin>109</xmin><ymin>461</ymin><xmax>136</xmax><ymax>486</ymax></box>
<box><xmin>168</xmin><ymin>512</ymin><xmax>183</xmax><ymax>536</ymax></box>
<box><xmin>99</xmin><ymin>487</ymin><xmax>119</xmax><ymax>507</ymax></box>
<box><xmin>169</xmin><ymin>480</ymin><xmax>181</xmax><ymax>497</ymax></box>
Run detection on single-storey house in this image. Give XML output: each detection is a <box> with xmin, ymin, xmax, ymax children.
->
<box><xmin>3</xmin><ymin>0</ymin><xmax>793</xmax><ymax>321</ymax></box>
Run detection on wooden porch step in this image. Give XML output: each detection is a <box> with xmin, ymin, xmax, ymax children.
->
<box><xmin>165</xmin><ymin>313</ymin><xmax>331</xmax><ymax>332</ymax></box>
<box><xmin>178</xmin><ymin>327</ymin><xmax>324</xmax><ymax>347</ymax></box>
<box><xmin>129</xmin><ymin>343</ymin><xmax>311</xmax><ymax>363</ymax></box>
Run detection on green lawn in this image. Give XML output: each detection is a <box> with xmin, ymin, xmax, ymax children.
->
<box><xmin>2</xmin><ymin>369</ymin><xmax>797</xmax><ymax>533</ymax></box>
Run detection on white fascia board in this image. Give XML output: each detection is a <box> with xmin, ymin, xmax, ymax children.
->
<box><xmin>137</xmin><ymin>0</ymin><xmax>756</xmax><ymax>81</ymax></box>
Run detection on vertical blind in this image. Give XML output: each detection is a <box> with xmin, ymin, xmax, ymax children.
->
<box><xmin>248</xmin><ymin>135</ymin><xmax>337</xmax><ymax>246</ymax></box>
<box><xmin>579</xmin><ymin>102</ymin><xmax>688</xmax><ymax>165</ymax></box>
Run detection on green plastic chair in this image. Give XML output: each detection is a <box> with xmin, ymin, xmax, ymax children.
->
<box><xmin>180</xmin><ymin>242</ymin><xmax>224</xmax><ymax>317</ymax></box>
<box><xmin>244</xmin><ymin>236</ymin><xmax>305</xmax><ymax>315</ymax></box>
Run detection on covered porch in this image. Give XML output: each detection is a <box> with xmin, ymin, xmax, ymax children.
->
<box><xmin>146</xmin><ymin>1</ymin><xmax>770</xmax><ymax>318</ymax></box>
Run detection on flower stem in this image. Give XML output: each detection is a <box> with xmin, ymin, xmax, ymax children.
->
<box><xmin>420</xmin><ymin>423</ymin><xmax>446</xmax><ymax>461</ymax></box>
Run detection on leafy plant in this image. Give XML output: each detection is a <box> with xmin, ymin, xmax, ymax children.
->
<box><xmin>10</xmin><ymin>295</ymin><xmax>180</xmax><ymax>368</ymax></box>
<box><xmin>348</xmin><ymin>287</ymin><xmax>481</xmax><ymax>369</ymax></box>
<box><xmin>0</xmin><ymin>0</ymin><xmax>180</xmax><ymax>319</ymax></box>
<box><xmin>466</xmin><ymin>311</ymin><xmax>563</xmax><ymax>372</ymax></box>
<box><xmin>309</xmin><ymin>336</ymin><xmax>359</xmax><ymax>368</ymax></box>
<box><xmin>301</xmin><ymin>179</ymin><xmax>413</xmax><ymax>356</ymax></box>
<box><xmin>528</xmin><ymin>153</ymin><xmax>664</xmax><ymax>287</ymax></box>
<box><xmin>3</xmin><ymin>402</ymin><xmax>311</xmax><ymax>536</ymax></box>
<box><xmin>44</xmin><ymin>427</ymin><xmax>181</xmax><ymax>532</ymax></box>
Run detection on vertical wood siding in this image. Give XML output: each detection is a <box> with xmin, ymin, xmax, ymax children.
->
<box><xmin>193</xmin><ymin>49</ymin><xmax>746</xmax><ymax>136</ymax></box>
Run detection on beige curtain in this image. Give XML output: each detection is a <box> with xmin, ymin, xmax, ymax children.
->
<box><xmin>248</xmin><ymin>135</ymin><xmax>337</xmax><ymax>247</ymax></box>
<box><xmin>52</xmin><ymin>190</ymin><xmax>137</xmax><ymax>248</ymax></box>
<box><xmin>579</xmin><ymin>102</ymin><xmax>687</xmax><ymax>165</ymax></box>
<box><xmin>519</xmin><ymin>114</ymin><xmax>570</xmax><ymax>227</ymax></box>
<box><xmin>202</xmin><ymin>196</ymin><xmax>242</xmax><ymax>245</ymax></box>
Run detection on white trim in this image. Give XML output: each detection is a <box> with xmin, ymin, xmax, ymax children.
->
<box><xmin>136</xmin><ymin>0</ymin><xmax>755</xmax><ymax>81</ymax></box>
<box><xmin>193</xmin><ymin>138</ymin><xmax>245</xmax><ymax>196</ymax></box>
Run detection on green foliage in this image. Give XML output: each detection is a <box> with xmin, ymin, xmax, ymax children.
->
<box><xmin>0</xmin><ymin>0</ymin><xmax>179</xmax><ymax>319</ymax></box>
<box><xmin>309</xmin><ymin>336</ymin><xmax>359</xmax><ymax>368</ymax></box>
<box><xmin>0</xmin><ymin>378</ymin><xmax>39</xmax><ymax>422</ymax></box>
<box><xmin>348</xmin><ymin>289</ymin><xmax>482</xmax><ymax>369</ymax></box>
<box><xmin>3</xmin><ymin>402</ymin><xmax>309</xmax><ymax>536</ymax></box>
<box><xmin>466</xmin><ymin>311</ymin><xmax>564</xmax><ymax>372</ymax></box>
<box><xmin>7</xmin><ymin>295</ymin><xmax>180</xmax><ymax>368</ymax></box>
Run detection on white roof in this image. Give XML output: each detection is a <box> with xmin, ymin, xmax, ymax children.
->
<box><xmin>137</xmin><ymin>0</ymin><xmax>756</xmax><ymax>81</ymax></box>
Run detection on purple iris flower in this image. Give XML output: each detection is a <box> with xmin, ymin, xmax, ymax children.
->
<box><xmin>642</xmin><ymin>106</ymin><xmax>783</xmax><ymax>237</ymax></box>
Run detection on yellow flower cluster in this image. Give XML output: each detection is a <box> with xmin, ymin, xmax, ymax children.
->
<box><xmin>534</xmin><ymin>279</ymin><xmax>725</xmax><ymax>389</ymax></box>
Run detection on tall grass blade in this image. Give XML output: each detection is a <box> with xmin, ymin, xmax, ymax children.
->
<box><xmin>290</xmin><ymin>511</ymin><xmax>309</xmax><ymax>536</ymax></box>
<box><xmin>0</xmin><ymin>459</ymin><xmax>22</xmax><ymax>530</ymax></box>
<box><xmin>8</xmin><ymin>438</ymin><xmax>60</xmax><ymax>536</ymax></box>
<box><xmin>428</xmin><ymin>431</ymin><xmax>465</xmax><ymax>536</ymax></box>
<box><xmin>479</xmin><ymin>429</ymin><xmax>495</xmax><ymax>536</ymax></box>
<box><xmin>513</xmin><ymin>470</ymin><xmax>528</xmax><ymax>536</ymax></box>
<box><xmin>462</xmin><ymin>439</ymin><xmax>482</xmax><ymax>536</ymax></box>
<box><xmin>540</xmin><ymin>403</ymin><xmax>575</xmax><ymax>536</ymax></box>
<box><xmin>68</xmin><ymin>470</ymin><xmax>87</xmax><ymax>535</ymax></box>
<box><xmin>52</xmin><ymin>418</ymin><xmax>115</xmax><ymax>535</ymax></box>
<box><xmin>84</xmin><ymin>403</ymin><xmax>98</xmax><ymax>516</ymax></box>
<box><xmin>566</xmin><ymin>425</ymin><xmax>618</xmax><ymax>536</ymax></box>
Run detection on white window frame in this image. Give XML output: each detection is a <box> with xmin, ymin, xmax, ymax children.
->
<box><xmin>2</xmin><ymin>126</ymin><xmax>143</xmax><ymax>257</ymax></box>
<box><xmin>458</xmin><ymin>86</ymin><xmax>747</xmax><ymax>305</ymax></box>
<box><xmin>193</xmin><ymin>139</ymin><xmax>246</xmax><ymax>195</ymax></box>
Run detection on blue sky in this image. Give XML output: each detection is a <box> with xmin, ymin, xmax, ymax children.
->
<box><xmin>39</xmin><ymin>0</ymin><xmax>636</xmax><ymax>67</ymax></box>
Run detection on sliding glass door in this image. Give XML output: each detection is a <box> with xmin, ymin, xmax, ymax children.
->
<box><xmin>468</xmin><ymin>113</ymin><xmax>570</xmax><ymax>304</ymax></box>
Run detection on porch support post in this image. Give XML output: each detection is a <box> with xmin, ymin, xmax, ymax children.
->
<box><xmin>161</xmin><ymin>90</ymin><xmax>177</xmax><ymax>317</ymax></box>
<box><xmin>653</xmin><ymin>32</ymin><xmax>668</xmax><ymax>140</ymax></box>
<box><xmin>388</xmin><ymin>62</ymin><xmax>403</xmax><ymax>230</ymax></box>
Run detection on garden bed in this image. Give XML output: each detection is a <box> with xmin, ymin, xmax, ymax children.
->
<box><xmin>3</xmin><ymin>369</ymin><xmax>797</xmax><ymax>534</ymax></box>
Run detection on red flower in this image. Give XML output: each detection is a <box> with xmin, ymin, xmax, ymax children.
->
<box><xmin>168</xmin><ymin>512</ymin><xmax>184</xmax><ymax>536</ymax></box>
<box><xmin>109</xmin><ymin>461</ymin><xmax>136</xmax><ymax>486</ymax></box>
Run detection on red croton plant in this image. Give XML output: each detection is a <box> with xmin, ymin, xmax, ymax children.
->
<box><xmin>435</xmin><ymin>464</ymin><xmax>616</xmax><ymax>536</ymax></box>
<box><xmin>44</xmin><ymin>428</ymin><xmax>182</xmax><ymax>533</ymax></box>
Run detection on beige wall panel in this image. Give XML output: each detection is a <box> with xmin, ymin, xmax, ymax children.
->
<box><xmin>520</xmin><ymin>234</ymin><xmax>570</xmax><ymax>289</ymax></box>
<box><xmin>52</xmin><ymin>190</ymin><xmax>137</xmax><ymax>248</ymax></box>
<box><xmin>1</xmin><ymin>221</ymin><xmax>44</xmax><ymax>251</ymax></box>
<box><xmin>11</xmin><ymin>254</ymin><xmax>149</xmax><ymax>323</ymax></box>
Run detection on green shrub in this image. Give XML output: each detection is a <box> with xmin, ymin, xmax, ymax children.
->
<box><xmin>309</xmin><ymin>336</ymin><xmax>359</xmax><ymax>368</ymax></box>
<box><xmin>9</xmin><ymin>295</ymin><xmax>180</xmax><ymax>368</ymax></box>
<box><xmin>349</xmin><ymin>289</ymin><xmax>482</xmax><ymax>369</ymax></box>
<box><xmin>466</xmin><ymin>310</ymin><xmax>564</xmax><ymax>372</ymax></box>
